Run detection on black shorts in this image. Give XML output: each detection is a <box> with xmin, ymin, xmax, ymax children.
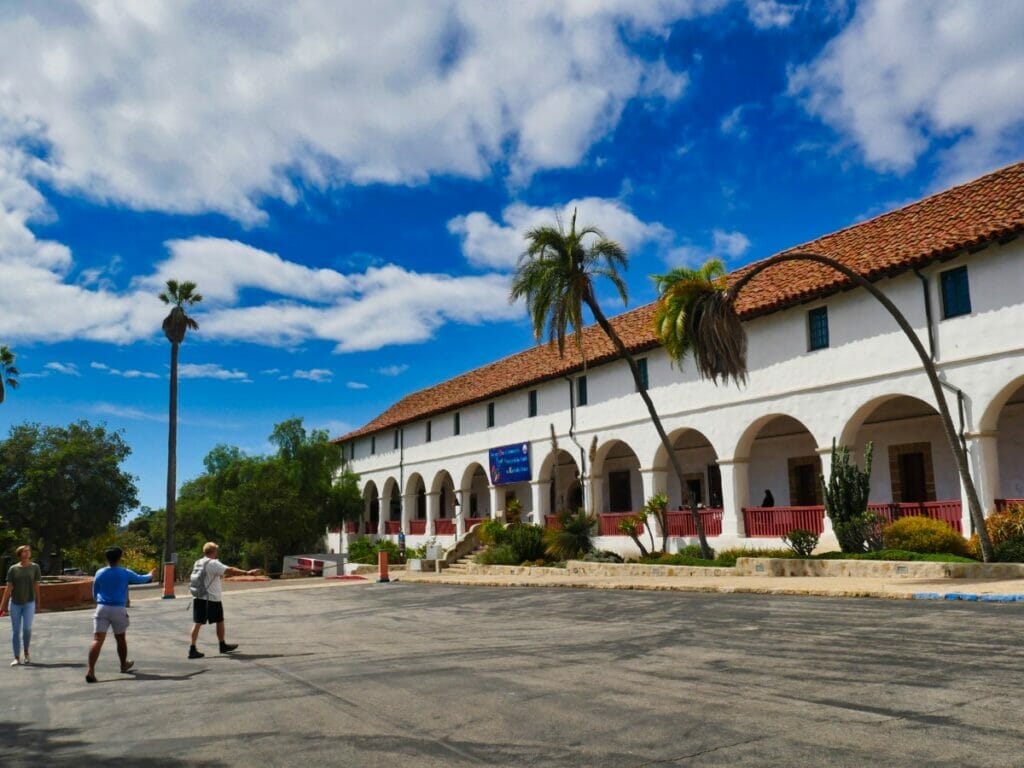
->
<box><xmin>192</xmin><ymin>598</ymin><xmax>225</xmax><ymax>625</ymax></box>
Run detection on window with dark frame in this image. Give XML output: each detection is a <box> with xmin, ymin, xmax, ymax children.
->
<box><xmin>808</xmin><ymin>306</ymin><xmax>829</xmax><ymax>351</ymax></box>
<box><xmin>371</xmin><ymin>436</ymin><xmax>375</xmax><ymax>455</ymax></box>
<box><xmin>487</xmin><ymin>402</ymin><xmax>495</xmax><ymax>428</ymax></box>
<box><xmin>454</xmin><ymin>411</ymin><xmax>461</xmax><ymax>435</ymax></box>
<box><xmin>940</xmin><ymin>266</ymin><xmax>971</xmax><ymax>319</ymax></box>
<box><xmin>426</xmin><ymin>420</ymin><xmax>432</xmax><ymax>442</ymax></box>
<box><xmin>577</xmin><ymin>376</ymin><xmax>588</xmax><ymax>406</ymax></box>
<box><xmin>393</xmin><ymin>430</ymin><xmax>399</xmax><ymax>450</ymax></box>
<box><xmin>528</xmin><ymin>389</ymin><xmax>538</xmax><ymax>417</ymax></box>
<box><xmin>636</xmin><ymin>358</ymin><xmax>649</xmax><ymax>390</ymax></box>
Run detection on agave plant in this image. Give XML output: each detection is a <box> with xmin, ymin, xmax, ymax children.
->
<box><xmin>545</xmin><ymin>509</ymin><xmax>596</xmax><ymax>561</ymax></box>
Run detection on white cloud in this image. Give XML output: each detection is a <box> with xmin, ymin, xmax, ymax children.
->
<box><xmin>177</xmin><ymin>363</ymin><xmax>249</xmax><ymax>381</ymax></box>
<box><xmin>260</xmin><ymin>368</ymin><xmax>280</xmax><ymax>376</ymax></box>
<box><xmin>666</xmin><ymin>228</ymin><xmax>751</xmax><ymax>267</ymax></box>
<box><xmin>91</xmin><ymin>361</ymin><xmax>161</xmax><ymax>380</ymax></box>
<box><xmin>292</xmin><ymin>369</ymin><xmax>334</xmax><ymax>383</ymax></box>
<box><xmin>346</xmin><ymin>381</ymin><xmax>369</xmax><ymax>390</ymax></box>
<box><xmin>746</xmin><ymin>0</ymin><xmax>799</xmax><ymax>29</ymax></box>
<box><xmin>449</xmin><ymin>197</ymin><xmax>673</xmax><ymax>270</ymax></box>
<box><xmin>44</xmin><ymin>361</ymin><xmax>80</xmax><ymax>376</ymax></box>
<box><xmin>378</xmin><ymin>364</ymin><xmax>409</xmax><ymax>376</ymax></box>
<box><xmin>0</xmin><ymin>2</ymin><xmax>718</xmax><ymax>224</ymax></box>
<box><xmin>89</xmin><ymin>402</ymin><xmax>166</xmax><ymax>423</ymax></box>
<box><xmin>719</xmin><ymin>106</ymin><xmax>747</xmax><ymax>138</ymax></box>
<box><xmin>789</xmin><ymin>0</ymin><xmax>1024</xmax><ymax>181</ymax></box>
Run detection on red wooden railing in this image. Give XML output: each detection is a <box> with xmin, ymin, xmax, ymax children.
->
<box><xmin>598</xmin><ymin>513</ymin><xmax>643</xmax><ymax>536</ymax></box>
<box><xmin>666</xmin><ymin>508</ymin><xmax>723</xmax><ymax>537</ymax></box>
<box><xmin>384</xmin><ymin>521</ymin><xmax>401</xmax><ymax>534</ymax></box>
<box><xmin>995</xmin><ymin>499</ymin><xmax>1024</xmax><ymax>513</ymax></box>
<box><xmin>435</xmin><ymin>519</ymin><xmax>455</xmax><ymax>535</ymax></box>
<box><xmin>344</xmin><ymin>521</ymin><xmax>360</xmax><ymax>534</ymax></box>
<box><xmin>545</xmin><ymin>515</ymin><xmax>561</xmax><ymax>530</ymax></box>
<box><xmin>867</xmin><ymin>501</ymin><xmax>963</xmax><ymax>534</ymax></box>
<box><xmin>464</xmin><ymin>517</ymin><xmax>488</xmax><ymax>530</ymax></box>
<box><xmin>409</xmin><ymin>520</ymin><xmax>426</xmax><ymax>535</ymax></box>
<box><xmin>742</xmin><ymin>506</ymin><xmax>825</xmax><ymax>537</ymax></box>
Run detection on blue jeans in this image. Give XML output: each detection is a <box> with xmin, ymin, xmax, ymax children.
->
<box><xmin>10</xmin><ymin>601</ymin><xmax>35</xmax><ymax>658</ymax></box>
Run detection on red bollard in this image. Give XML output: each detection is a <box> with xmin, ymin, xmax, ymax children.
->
<box><xmin>162</xmin><ymin>563</ymin><xmax>176</xmax><ymax>599</ymax></box>
<box><xmin>377</xmin><ymin>551</ymin><xmax>390</xmax><ymax>583</ymax></box>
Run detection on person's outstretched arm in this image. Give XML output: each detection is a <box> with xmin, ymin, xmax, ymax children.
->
<box><xmin>224</xmin><ymin>566</ymin><xmax>261</xmax><ymax>577</ymax></box>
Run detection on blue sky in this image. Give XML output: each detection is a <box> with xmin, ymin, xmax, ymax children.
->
<box><xmin>1</xmin><ymin>1</ymin><xmax>1022</xmax><ymax>514</ymax></box>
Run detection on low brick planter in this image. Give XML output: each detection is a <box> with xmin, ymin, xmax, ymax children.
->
<box><xmin>39</xmin><ymin>576</ymin><xmax>94</xmax><ymax>611</ymax></box>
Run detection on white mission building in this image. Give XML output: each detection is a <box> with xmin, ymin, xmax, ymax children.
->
<box><xmin>331</xmin><ymin>162</ymin><xmax>1024</xmax><ymax>556</ymax></box>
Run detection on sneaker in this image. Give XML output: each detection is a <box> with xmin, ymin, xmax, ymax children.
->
<box><xmin>188</xmin><ymin>647</ymin><xmax>205</xmax><ymax>659</ymax></box>
<box><xmin>120</xmin><ymin>660</ymin><xmax>134</xmax><ymax>673</ymax></box>
<box><xmin>22</xmin><ymin>654</ymin><xmax>30</xmax><ymax>665</ymax></box>
<box><xmin>219</xmin><ymin>643</ymin><xmax>238</xmax><ymax>654</ymax></box>
<box><xmin>10</xmin><ymin>658</ymin><xmax>18</xmax><ymax>667</ymax></box>
<box><xmin>85</xmin><ymin>673</ymin><xmax>97</xmax><ymax>683</ymax></box>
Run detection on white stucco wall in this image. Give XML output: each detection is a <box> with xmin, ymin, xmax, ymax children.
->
<box><xmin>342</xmin><ymin>238</ymin><xmax>1024</xmax><ymax>550</ymax></box>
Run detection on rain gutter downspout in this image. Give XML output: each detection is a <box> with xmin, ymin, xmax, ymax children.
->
<box><xmin>564</xmin><ymin>376</ymin><xmax>587</xmax><ymax>512</ymax></box>
<box><xmin>915</xmin><ymin>268</ymin><xmax>968</xmax><ymax>457</ymax></box>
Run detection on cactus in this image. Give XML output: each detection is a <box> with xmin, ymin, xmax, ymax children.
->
<box><xmin>821</xmin><ymin>438</ymin><xmax>874</xmax><ymax>553</ymax></box>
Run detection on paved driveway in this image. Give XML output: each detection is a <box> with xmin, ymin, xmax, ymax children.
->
<box><xmin>2</xmin><ymin>582</ymin><xmax>1023</xmax><ymax>767</ymax></box>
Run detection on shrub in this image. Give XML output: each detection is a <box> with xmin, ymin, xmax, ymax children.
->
<box><xmin>783</xmin><ymin>528</ymin><xmax>819</xmax><ymax>558</ymax></box>
<box><xmin>882</xmin><ymin>516</ymin><xmax>967</xmax><ymax>556</ymax></box>
<box><xmin>676</xmin><ymin>544</ymin><xmax>704</xmax><ymax>559</ymax></box>
<box><xmin>475</xmin><ymin>545</ymin><xmax>519</xmax><ymax>566</ymax></box>
<box><xmin>545</xmin><ymin>509</ymin><xmax>595</xmax><ymax>561</ymax></box>
<box><xmin>815</xmin><ymin>549</ymin><xmax>976</xmax><ymax>563</ymax></box>
<box><xmin>506</xmin><ymin>524</ymin><xmax>546</xmax><ymax>563</ymax></box>
<box><xmin>993</xmin><ymin>539</ymin><xmax>1024</xmax><ymax>563</ymax></box>
<box><xmin>346</xmin><ymin>536</ymin><xmax>401</xmax><ymax>564</ymax></box>
<box><xmin>714</xmin><ymin>547</ymin><xmax>793</xmax><ymax>567</ymax></box>
<box><xmin>968</xmin><ymin>503</ymin><xmax>1024</xmax><ymax>560</ymax></box>
<box><xmin>477</xmin><ymin>519</ymin><xmax>508</xmax><ymax>547</ymax></box>
<box><xmin>581</xmin><ymin>550</ymin><xmax>624</xmax><ymax>563</ymax></box>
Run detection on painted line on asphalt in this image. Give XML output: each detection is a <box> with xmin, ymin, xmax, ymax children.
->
<box><xmin>912</xmin><ymin>592</ymin><xmax>1024</xmax><ymax>602</ymax></box>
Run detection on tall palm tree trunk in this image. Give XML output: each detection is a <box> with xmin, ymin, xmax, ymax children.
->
<box><xmin>584</xmin><ymin>293</ymin><xmax>712</xmax><ymax>559</ymax></box>
<box><xmin>165</xmin><ymin>340</ymin><xmax>179</xmax><ymax>571</ymax></box>
<box><xmin>728</xmin><ymin>252</ymin><xmax>994</xmax><ymax>562</ymax></box>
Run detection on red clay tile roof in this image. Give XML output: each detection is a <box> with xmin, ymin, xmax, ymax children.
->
<box><xmin>338</xmin><ymin>161</ymin><xmax>1024</xmax><ymax>442</ymax></box>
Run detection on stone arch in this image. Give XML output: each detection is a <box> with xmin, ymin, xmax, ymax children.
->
<box><xmin>538</xmin><ymin>448</ymin><xmax>582</xmax><ymax>516</ymax></box>
<box><xmin>431</xmin><ymin>470</ymin><xmax>456</xmax><ymax>518</ymax></box>
<box><xmin>362</xmin><ymin>480</ymin><xmax>380</xmax><ymax>528</ymax></box>
<box><xmin>405</xmin><ymin>472</ymin><xmax>426</xmax><ymax>519</ymax></box>
<box><xmin>461</xmin><ymin>462</ymin><xmax>491</xmax><ymax>519</ymax></box>
<box><xmin>652</xmin><ymin>427</ymin><xmax>722</xmax><ymax>510</ymax></box>
<box><xmin>381</xmin><ymin>476</ymin><xmax>401</xmax><ymax>521</ymax></box>
<box><xmin>980</xmin><ymin>375</ymin><xmax>1024</xmax><ymax>432</ymax></box>
<box><xmin>843</xmin><ymin>394</ymin><xmax>962</xmax><ymax>505</ymax></box>
<box><xmin>592</xmin><ymin>439</ymin><xmax>643</xmax><ymax>513</ymax></box>
<box><xmin>737</xmin><ymin>414</ymin><xmax>821</xmax><ymax>508</ymax></box>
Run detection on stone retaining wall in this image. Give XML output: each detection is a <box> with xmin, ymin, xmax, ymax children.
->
<box><xmin>735</xmin><ymin>558</ymin><xmax>1024</xmax><ymax>579</ymax></box>
<box><xmin>566</xmin><ymin>561</ymin><xmax>734</xmax><ymax>578</ymax></box>
<box><xmin>39</xmin><ymin>577</ymin><xmax>93</xmax><ymax>610</ymax></box>
<box><xmin>452</xmin><ymin>564</ymin><xmax>569</xmax><ymax>577</ymax></box>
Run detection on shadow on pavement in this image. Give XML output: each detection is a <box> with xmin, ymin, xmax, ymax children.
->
<box><xmin>0</xmin><ymin>721</ymin><xmax>226</xmax><ymax>768</ymax></box>
<box><xmin>128</xmin><ymin>669</ymin><xmax>208</xmax><ymax>682</ymax></box>
<box><xmin>22</xmin><ymin>662</ymin><xmax>86</xmax><ymax>670</ymax></box>
<box><xmin>224</xmin><ymin>652</ymin><xmax>316</xmax><ymax>661</ymax></box>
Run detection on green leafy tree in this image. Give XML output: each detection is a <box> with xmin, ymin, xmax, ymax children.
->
<box><xmin>0</xmin><ymin>345</ymin><xmax>18</xmax><ymax>404</ymax></box>
<box><xmin>510</xmin><ymin>211</ymin><xmax>712</xmax><ymax>556</ymax></box>
<box><xmin>0</xmin><ymin>421</ymin><xmax>138</xmax><ymax>571</ymax></box>
<box><xmin>654</xmin><ymin>250</ymin><xmax>994</xmax><ymax>562</ymax></box>
<box><xmin>159</xmin><ymin>279</ymin><xmax>202</xmax><ymax>568</ymax></box>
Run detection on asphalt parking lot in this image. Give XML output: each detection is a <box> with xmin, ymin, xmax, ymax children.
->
<box><xmin>2</xmin><ymin>581</ymin><xmax>1023</xmax><ymax>767</ymax></box>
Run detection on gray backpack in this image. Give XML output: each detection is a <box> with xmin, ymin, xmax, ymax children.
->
<box><xmin>189</xmin><ymin>558</ymin><xmax>211</xmax><ymax>599</ymax></box>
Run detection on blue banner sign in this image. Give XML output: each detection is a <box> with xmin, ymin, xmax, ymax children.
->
<box><xmin>489</xmin><ymin>442</ymin><xmax>531</xmax><ymax>485</ymax></box>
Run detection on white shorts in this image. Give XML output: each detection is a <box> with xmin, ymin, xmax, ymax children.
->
<box><xmin>93</xmin><ymin>605</ymin><xmax>130</xmax><ymax>635</ymax></box>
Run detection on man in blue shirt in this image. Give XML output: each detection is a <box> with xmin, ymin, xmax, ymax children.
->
<box><xmin>85</xmin><ymin>547</ymin><xmax>157</xmax><ymax>683</ymax></box>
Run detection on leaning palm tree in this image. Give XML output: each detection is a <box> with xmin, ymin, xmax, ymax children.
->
<box><xmin>654</xmin><ymin>251</ymin><xmax>994</xmax><ymax>562</ymax></box>
<box><xmin>0</xmin><ymin>345</ymin><xmax>19</xmax><ymax>404</ymax></box>
<box><xmin>159</xmin><ymin>280</ymin><xmax>203</xmax><ymax>577</ymax></box>
<box><xmin>510</xmin><ymin>210</ymin><xmax>715</xmax><ymax>558</ymax></box>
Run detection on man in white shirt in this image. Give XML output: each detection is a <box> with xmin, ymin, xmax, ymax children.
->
<box><xmin>188</xmin><ymin>542</ymin><xmax>260</xmax><ymax>659</ymax></box>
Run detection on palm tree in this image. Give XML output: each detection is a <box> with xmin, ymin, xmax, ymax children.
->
<box><xmin>654</xmin><ymin>251</ymin><xmax>994</xmax><ymax>562</ymax></box>
<box><xmin>0</xmin><ymin>345</ymin><xmax>18</xmax><ymax>404</ymax></box>
<box><xmin>159</xmin><ymin>280</ymin><xmax>203</xmax><ymax>576</ymax></box>
<box><xmin>510</xmin><ymin>210</ymin><xmax>715</xmax><ymax>558</ymax></box>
